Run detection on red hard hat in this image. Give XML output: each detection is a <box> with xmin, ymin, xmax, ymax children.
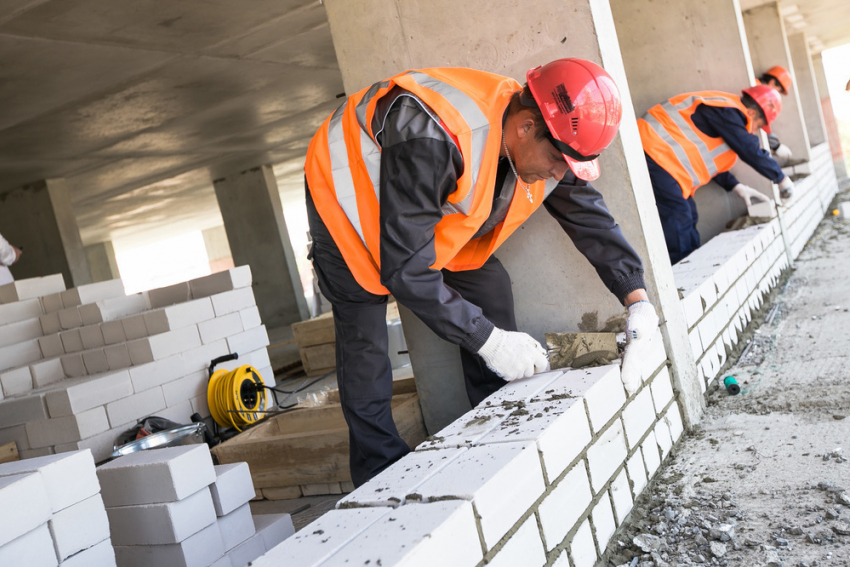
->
<box><xmin>764</xmin><ymin>65</ymin><xmax>792</xmax><ymax>95</ymax></box>
<box><xmin>742</xmin><ymin>85</ymin><xmax>782</xmax><ymax>134</ymax></box>
<box><xmin>526</xmin><ymin>58</ymin><xmax>622</xmax><ymax>181</ymax></box>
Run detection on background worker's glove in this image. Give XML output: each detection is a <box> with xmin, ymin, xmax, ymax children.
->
<box><xmin>732</xmin><ymin>183</ymin><xmax>768</xmax><ymax>206</ymax></box>
<box><xmin>778</xmin><ymin>176</ymin><xmax>794</xmax><ymax>200</ymax></box>
<box><xmin>773</xmin><ymin>143</ymin><xmax>793</xmax><ymax>166</ymax></box>
<box><xmin>620</xmin><ymin>301</ymin><xmax>660</xmax><ymax>395</ymax></box>
<box><xmin>478</xmin><ymin>328</ymin><xmax>549</xmax><ymax>381</ymax></box>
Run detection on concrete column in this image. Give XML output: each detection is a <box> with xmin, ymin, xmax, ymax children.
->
<box><xmin>84</xmin><ymin>241</ymin><xmax>120</xmax><ymax>283</ymax></box>
<box><xmin>0</xmin><ymin>178</ymin><xmax>91</xmax><ymax>288</ymax></box>
<box><xmin>743</xmin><ymin>3</ymin><xmax>812</xmax><ymax>160</ymax></box>
<box><xmin>325</xmin><ymin>0</ymin><xmax>703</xmax><ymax>434</ymax></box>
<box><xmin>201</xmin><ymin>225</ymin><xmax>235</xmax><ymax>274</ymax></box>
<box><xmin>611</xmin><ymin>0</ymin><xmax>771</xmax><ymax>243</ymax></box>
<box><xmin>812</xmin><ymin>53</ymin><xmax>849</xmax><ymax>178</ymax></box>
<box><xmin>787</xmin><ymin>34</ymin><xmax>827</xmax><ymax>147</ymax></box>
<box><xmin>213</xmin><ymin>166</ymin><xmax>309</xmax><ymax>330</ymax></box>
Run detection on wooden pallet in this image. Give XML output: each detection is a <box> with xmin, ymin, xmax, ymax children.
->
<box><xmin>212</xmin><ymin>392</ymin><xmax>426</xmax><ymax>497</ymax></box>
<box><xmin>0</xmin><ymin>442</ymin><xmax>19</xmax><ymax>465</ymax></box>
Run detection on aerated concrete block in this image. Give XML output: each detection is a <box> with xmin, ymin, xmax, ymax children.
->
<box><xmin>113</xmin><ymin>521</ymin><xmax>224</xmax><ymax>567</ymax></box>
<box><xmin>319</xmin><ymin>500</ymin><xmax>481</xmax><ymax>567</ymax></box>
<box><xmin>0</xmin><ymin>274</ymin><xmax>65</xmax><ymax>304</ymax></box>
<box><xmin>79</xmin><ymin>324</ymin><xmax>105</xmax><ymax>349</ymax></box>
<box><xmin>144</xmin><ymin>298</ymin><xmax>215</xmax><ymax>336</ymax></box>
<box><xmin>238</xmin><ymin>306</ymin><xmax>262</xmax><ymax>330</ymax></box>
<box><xmin>100</xmin><ymin>321</ymin><xmax>126</xmax><ymax>345</ymax></box>
<box><xmin>105</xmin><ymin>387</ymin><xmax>166</xmax><ymax>427</ymax></box>
<box><xmin>25</xmin><ymin>407</ymin><xmax>110</xmax><ymax>449</ymax></box>
<box><xmin>40</xmin><ymin>333</ymin><xmax>65</xmax><ymax>358</ymax></box>
<box><xmin>219</xmin><ymin>502</ymin><xmax>255</xmax><ymax>552</ymax></box>
<box><xmin>46</xmin><ymin>371</ymin><xmax>134</xmax><ymax>418</ymax></box>
<box><xmin>0</xmin><ymin>393</ymin><xmax>48</xmax><ymax>427</ymax></box>
<box><xmin>227</xmin><ymin>532</ymin><xmax>265</xmax><ymax>567</ymax></box>
<box><xmin>127</xmin><ymin>326</ymin><xmax>202</xmax><ymax>366</ymax></box>
<box><xmin>537</xmin><ymin>462</ymin><xmax>592</xmax><ymax>552</ymax></box>
<box><xmin>252</xmin><ymin>514</ymin><xmax>295</xmax><ymax>551</ymax></box>
<box><xmin>161</xmin><ymin>371</ymin><xmax>206</xmax><ymax>408</ymax></box>
<box><xmin>591</xmin><ymin>491</ymin><xmax>617</xmax><ymax>555</ymax></box>
<box><xmin>486</xmin><ymin>514</ymin><xmax>546</xmax><ymax>567</ymax></box>
<box><xmin>226</xmin><ymin>325</ymin><xmax>269</xmax><ymax>355</ymax></box>
<box><xmin>0</xmin><ymin>317</ymin><xmax>43</xmax><ymax>348</ymax></box>
<box><xmin>248</xmin><ymin>508</ymin><xmax>389</xmax><ymax>567</ymax></box>
<box><xmin>180</xmin><ymin>339</ymin><xmax>230</xmax><ymax>376</ymax></box>
<box><xmin>31</xmin><ymin>358</ymin><xmax>65</xmax><ymax>388</ymax></box>
<box><xmin>571</xmin><ymin>518</ymin><xmax>597</xmax><ymax>567</ymax></box>
<box><xmin>121</xmin><ymin>314</ymin><xmax>149</xmax><ymax>341</ymax></box>
<box><xmin>338</xmin><ymin>448</ymin><xmax>467</xmax><ymax>509</ymax></box>
<box><xmin>0</xmin><ymin>523</ymin><xmax>58</xmax><ymax>567</ymax></box>
<box><xmin>60</xmin><ymin>329</ymin><xmax>84</xmax><ymax>353</ymax></box>
<box><xmin>0</xmin><ymin>450</ymin><xmax>100</xmax><ymax>512</ymax></box>
<box><xmin>79</xmin><ymin>294</ymin><xmax>149</xmax><ymax>326</ymax></box>
<box><xmin>83</xmin><ymin>349</ymin><xmax>110</xmax><ymax>375</ymax></box>
<box><xmin>0</xmin><ymin>298</ymin><xmax>43</xmax><ymax>326</ymax></box>
<box><xmin>59</xmin><ymin>538</ymin><xmax>116</xmax><ymax>567</ymax></box>
<box><xmin>50</xmin><ymin>493</ymin><xmax>110</xmax><ymax>560</ymax></box>
<box><xmin>189</xmin><ymin>266</ymin><xmax>252</xmax><ymax>299</ymax></box>
<box><xmin>210</xmin><ymin>462</ymin><xmax>255</xmax><ymax>517</ymax></box>
<box><xmin>129</xmin><ymin>354</ymin><xmax>187</xmax><ymax>393</ymax></box>
<box><xmin>0</xmin><ymin>423</ymin><xmax>29</xmax><ymax>450</ymax></box>
<box><xmin>476</xmin><ymin>370</ymin><xmax>564</xmax><ymax>407</ymax></box>
<box><xmin>622</xmin><ymin>387</ymin><xmax>657</xmax><ymax>450</ymax></box>
<box><xmin>0</xmin><ymin>473</ymin><xmax>52</xmax><ymax>546</ymax></box>
<box><xmin>586</xmin><ymin>418</ymin><xmax>628</xmax><ymax>493</ymax></box>
<box><xmin>41</xmin><ymin>292</ymin><xmax>64</xmax><ymax>314</ymax></box>
<box><xmin>96</xmin><ymin>445</ymin><xmax>217</xmax><ymax>507</ymax></box>
<box><xmin>58</xmin><ymin>307</ymin><xmax>83</xmax><ymax>330</ymax></box>
<box><xmin>0</xmin><ymin>366</ymin><xmax>32</xmax><ymax>397</ymax></box>
<box><xmin>0</xmin><ymin>338</ymin><xmax>43</xmax><ymax>372</ymax></box>
<box><xmin>60</xmin><ymin>280</ymin><xmax>125</xmax><ymax>308</ymax></box>
<box><xmin>61</xmin><ymin>353</ymin><xmax>87</xmax><ymax>378</ymax></box>
<box><xmin>578</xmin><ymin>365</ymin><xmax>626</xmax><ymax>432</ymax></box>
<box><xmin>148</xmin><ymin>282</ymin><xmax>192</xmax><ymax>309</ymax></box>
<box><xmin>106</xmin><ymin>486</ymin><xmax>217</xmax><ymax>546</ymax></box>
<box><xmin>413</xmin><ymin>442</ymin><xmax>545</xmax><ymax>550</ymax></box>
<box><xmin>40</xmin><ymin>312</ymin><xmax>62</xmax><ymax>335</ymax></box>
<box><xmin>211</xmin><ymin>287</ymin><xmax>255</xmax><ymax>317</ymax></box>
<box><xmin>104</xmin><ymin>344</ymin><xmax>131</xmax><ymax>370</ymax></box>
<box><xmin>609</xmin><ymin>468</ymin><xmax>633</xmax><ymax>525</ymax></box>
<box><xmin>198</xmin><ymin>312</ymin><xmax>243</xmax><ymax>345</ymax></box>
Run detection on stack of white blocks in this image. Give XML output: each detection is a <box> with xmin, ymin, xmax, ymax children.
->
<box><xmin>0</xmin><ymin>449</ymin><xmax>115</xmax><ymax>567</ymax></box>
<box><xmin>96</xmin><ymin>444</ymin><xmax>294</xmax><ymax>567</ymax></box>
<box><xmin>253</xmin><ymin>360</ymin><xmax>681</xmax><ymax>567</ymax></box>
<box><xmin>0</xmin><ymin>265</ymin><xmax>272</xmax><ymax>463</ymax></box>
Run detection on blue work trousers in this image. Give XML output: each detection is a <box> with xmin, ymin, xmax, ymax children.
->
<box><xmin>646</xmin><ymin>154</ymin><xmax>701</xmax><ymax>264</ymax></box>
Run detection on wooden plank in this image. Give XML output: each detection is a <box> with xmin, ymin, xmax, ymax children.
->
<box><xmin>301</xmin><ymin>482</ymin><xmax>342</xmax><ymax>496</ymax></box>
<box><xmin>213</xmin><ymin>393</ymin><xmax>427</xmax><ymax>488</ymax></box>
<box><xmin>302</xmin><ymin>343</ymin><xmax>336</xmax><ymax>376</ymax></box>
<box><xmin>261</xmin><ymin>486</ymin><xmax>303</xmax><ymax>501</ymax></box>
<box><xmin>0</xmin><ymin>442</ymin><xmax>18</xmax><ymax>465</ymax></box>
<box><xmin>291</xmin><ymin>311</ymin><xmax>334</xmax><ymax>348</ymax></box>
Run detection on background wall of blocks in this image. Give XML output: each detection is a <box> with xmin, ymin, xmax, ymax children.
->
<box><xmin>0</xmin><ymin>265</ymin><xmax>271</xmax><ymax>463</ymax></box>
<box><xmin>676</xmin><ymin>143</ymin><xmax>839</xmax><ymax>393</ymax></box>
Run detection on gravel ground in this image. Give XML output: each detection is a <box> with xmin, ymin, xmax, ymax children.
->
<box><xmin>606</xmin><ymin>182</ymin><xmax>850</xmax><ymax>567</ymax></box>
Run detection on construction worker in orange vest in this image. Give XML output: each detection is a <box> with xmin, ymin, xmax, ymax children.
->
<box><xmin>758</xmin><ymin>65</ymin><xmax>800</xmax><ymax>169</ymax></box>
<box><xmin>638</xmin><ymin>85</ymin><xmax>794</xmax><ymax>264</ymax></box>
<box><xmin>304</xmin><ymin>59</ymin><xmax>658</xmax><ymax>485</ymax></box>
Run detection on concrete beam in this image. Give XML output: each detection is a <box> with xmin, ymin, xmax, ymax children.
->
<box><xmin>85</xmin><ymin>241</ymin><xmax>120</xmax><ymax>283</ymax></box>
<box><xmin>743</xmin><ymin>2</ymin><xmax>812</xmax><ymax>160</ymax></box>
<box><xmin>213</xmin><ymin>166</ymin><xmax>309</xmax><ymax>330</ymax></box>
<box><xmin>0</xmin><ymin>179</ymin><xmax>91</xmax><ymax>287</ymax></box>
<box><xmin>787</xmin><ymin>34</ymin><xmax>827</xmax><ymax>147</ymax></box>
<box><xmin>324</xmin><ymin>0</ymin><xmax>703</xmax><ymax>434</ymax></box>
<box><xmin>812</xmin><ymin>53</ymin><xmax>848</xmax><ymax>178</ymax></box>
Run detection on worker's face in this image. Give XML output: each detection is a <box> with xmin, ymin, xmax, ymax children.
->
<box><xmin>745</xmin><ymin>108</ymin><xmax>767</xmax><ymax>134</ymax></box>
<box><xmin>766</xmin><ymin>78</ymin><xmax>783</xmax><ymax>94</ymax></box>
<box><xmin>512</xmin><ymin>120</ymin><xmax>570</xmax><ymax>183</ymax></box>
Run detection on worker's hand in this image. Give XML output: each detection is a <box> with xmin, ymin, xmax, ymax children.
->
<box><xmin>773</xmin><ymin>143</ymin><xmax>793</xmax><ymax>163</ymax></box>
<box><xmin>477</xmin><ymin>327</ymin><xmax>549</xmax><ymax>381</ymax></box>
<box><xmin>621</xmin><ymin>300</ymin><xmax>659</xmax><ymax>395</ymax></box>
<box><xmin>11</xmin><ymin>246</ymin><xmax>21</xmax><ymax>265</ymax></box>
<box><xmin>778</xmin><ymin>176</ymin><xmax>794</xmax><ymax>200</ymax></box>
<box><xmin>732</xmin><ymin>184</ymin><xmax>768</xmax><ymax>206</ymax></box>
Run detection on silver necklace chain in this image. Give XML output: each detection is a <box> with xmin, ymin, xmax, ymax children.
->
<box><xmin>502</xmin><ymin>132</ymin><xmax>534</xmax><ymax>204</ymax></box>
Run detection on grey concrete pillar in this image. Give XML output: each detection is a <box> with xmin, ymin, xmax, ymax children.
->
<box><xmin>84</xmin><ymin>241</ymin><xmax>120</xmax><ymax>283</ymax></box>
<box><xmin>213</xmin><ymin>166</ymin><xmax>309</xmax><ymax>329</ymax></box>
<box><xmin>324</xmin><ymin>0</ymin><xmax>703</xmax><ymax>434</ymax></box>
<box><xmin>611</xmin><ymin>0</ymin><xmax>771</xmax><ymax>243</ymax></box>
<box><xmin>0</xmin><ymin>178</ymin><xmax>91</xmax><ymax>288</ymax></box>
<box><xmin>812</xmin><ymin>53</ymin><xmax>849</xmax><ymax>178</ymax></box>
<box><xmin>201</xmin><ymin>225</ymin><xmax>235</xmax><ymax>273</ymax></box>
<box><xmin>787</xmin><ymin>34</ymin><xmax>827</xmax><ymax>147</ymax></box>
<box><xmin>743</xmin><ymin>3</ymin><xmax>812</xmax><ymax>160</ymax></box>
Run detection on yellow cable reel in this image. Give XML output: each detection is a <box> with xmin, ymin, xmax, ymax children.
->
<box><xmin>207</xmin><ymin>365</ymin><xmax>267</xmax><ymax>431</ymax></box>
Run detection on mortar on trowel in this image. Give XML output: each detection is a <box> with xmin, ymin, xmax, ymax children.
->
<box><xmin>545</xmin><ymin>332</ymin><xmax>621</xmax><ymax>370</ymax></box>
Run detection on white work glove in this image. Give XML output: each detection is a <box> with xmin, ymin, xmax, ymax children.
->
<box><xmin>620</xmin><ymin>301</ymin><xmax>660</xmax><ymax>396</ymax></box>
<box><xmin>778</xmin><ymin>176</ymin><xmax>794</xmax><ymax>200</ymax></box>
<box><xmin>732</xmin><ymin>183</ymin><xmax>768</xmax><ymax>206</ymax></box>
<box><xmin>477</xmin><ymin>327</ymin><xmax>549</xmax><ymax>381</ymax></box>
<box><xmin>774</xmin><ymin>143</ymin><xmax>793</xmax><ymax>163</ymax></box>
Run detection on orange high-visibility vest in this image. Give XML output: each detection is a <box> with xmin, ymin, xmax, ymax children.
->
<box><xmin>637</xmin><ymin>91</ymin><xmax>753</xmax><ymax>199</ymax></box>
<box><xmin>304</xmin><ymin>68</ymin><xmax>559</xmax><ymax>295</ymax></box>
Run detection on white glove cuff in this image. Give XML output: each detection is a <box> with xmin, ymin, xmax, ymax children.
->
<box><xmin>477</xmin><ymin>328</ymin><xmax>504</xmax><ymax>360</ymax></box>
<box><xmin>779</xmin><ymin>176</ymin><xmax>793</xmax><ymax>190</ymax></box>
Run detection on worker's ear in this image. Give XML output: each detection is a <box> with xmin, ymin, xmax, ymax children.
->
<box><xmin>515</xmin><ymin>116</ymin><xmax>536</xmax><ymax>140</ymax></box>
<box><xmin>744</xmin><ymin>107</ymin><xmax>762</xmax><ymax>131</ymax></box>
